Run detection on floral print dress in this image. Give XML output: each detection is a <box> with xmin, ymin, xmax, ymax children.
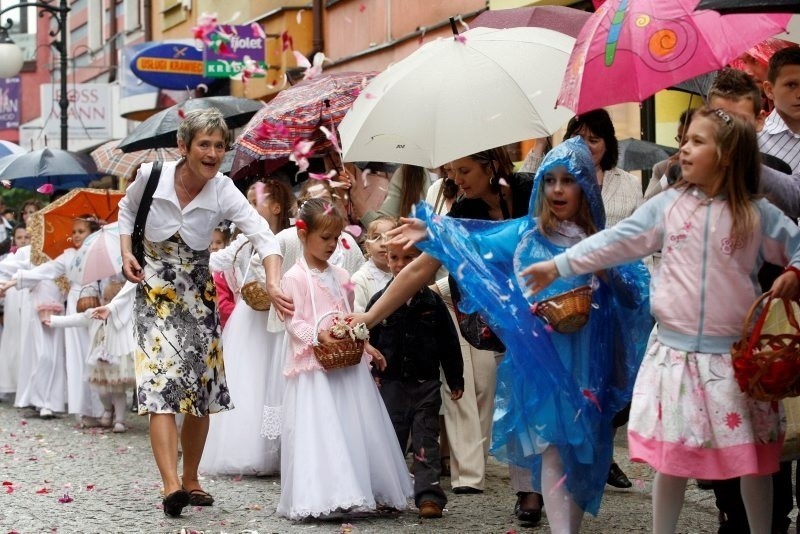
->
<box><xmin>134</xmin><ymin>233</ymin><xmax>232</xmax><ymax>416</ymax></box>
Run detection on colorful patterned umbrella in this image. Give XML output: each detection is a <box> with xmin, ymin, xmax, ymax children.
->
<box><xmin>29</xmin><ymin>188</ymin><xmax>124</xmax><ymax>261</ymax></box>
<box><xmin>471</xmin><ymin>5</ymin><xmax>591</xmax><ymax>38</ymax></box>
<box><xmin>231</xmin><ymin>72</ymin><xmax>376</xmax><ymax>179</ymax></box>
<box><xmin>557</xmin><ymin>0</ymin><xmax>791</xmax><ymax>114</ymax></box>
<box><xmin>90</xmin><ymin>140</ymin><xmax>181</xmax><ymax>180</ymax></box>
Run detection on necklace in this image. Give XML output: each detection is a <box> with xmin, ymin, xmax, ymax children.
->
<box><xmin>179</xmin><ymin>167</ymin><xmax>194</xmax><ymax>199</ymax></box>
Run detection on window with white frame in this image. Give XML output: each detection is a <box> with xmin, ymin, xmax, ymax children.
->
<box><xmin>87</xmin><ymin>0</ymin><xmax>103</xmax><ymax>51</ymax></box>
<box><xmin>124</xmin><ymin>0</ymin><xmax>141</xmax><ymax>32</ymax></box>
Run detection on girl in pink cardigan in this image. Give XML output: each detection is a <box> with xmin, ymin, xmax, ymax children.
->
<box><xmin>277</xmin><ymin>198</ymin><xmax>412</xmax><ymax>520</ymax></box>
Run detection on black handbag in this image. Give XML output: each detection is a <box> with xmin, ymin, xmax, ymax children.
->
<box><xmin>131</xmin><ymin>161</ymin><xmax>162</xmax><ymax>268</ymax></box>
<box><xmin>448</xmin><ymin>275</ymin><xmax>506</xmax><ymax>353</ymax></box>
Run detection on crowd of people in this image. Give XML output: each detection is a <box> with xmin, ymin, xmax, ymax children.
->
<box><xmin>0</xmin><ymin>40</ymin><xmax>800</xmax><ymax>534</ymax></box>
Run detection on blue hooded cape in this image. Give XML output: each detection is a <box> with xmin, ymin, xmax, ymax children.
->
<box><xmin>415</xmin><ymin>137</ymin><xmax>652</xmax><ymax>514</ymax></box>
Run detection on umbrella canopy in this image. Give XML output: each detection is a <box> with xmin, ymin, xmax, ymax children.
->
<box><xmin>471</xmin><ymin>5</ymin><xmax>591</xmax><ymax>37</ymax></box>
<box><xmin>117</xmin><ymin>96</ymin><xmax>265</xmax><ymax>153</ymax></box>
<box><xmin>618</xmin><ymin>138</ymin><xmax>678</xmax><ymax>171</ymax></box>
<box><xmin>340</xmin><ymin>26</ymin><xmax>576</xmax><ymax>168</ymax></box>
<box><xmin>696</xmin><ymin>0</ymin><xmax>800</xmax><ymax>13</ymax></box>
<box><xmin>70</xmin><ymin>222</ymin><xmax>122</xmax><ymax>284</ymax></box>
<box><xmin>29</xmin><ymin>188</ymin><xmax>125</xmax><ymax>261</ymax></box>
<box><xmin>91</xmin><ymin>140</ymin><xmax>181</xmax><ymax>180</ymax></box>
<box><xmin>231</xmin><ymin>72</ymin><xmax>377</xmax><ymax>179</ymax></box>
<box><xmin>0</xmin><ymin>140</ymin><xmax>24</xmax><ymax>158</ymax></box>
<box><xmin>557</xmin><ymin>0</ymin><xmax>791</xmax><ymax>114</ymax></box>
<box><xmin>0</xmin><ymin>148</ymin><xmax>102</xmax><ymax>191</ymax></box>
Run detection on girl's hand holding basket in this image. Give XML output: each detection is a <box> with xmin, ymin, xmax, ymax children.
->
<box><xmin>771</xmin><ymin>267</ymin><xmax>800</xmax><ymax>300</ymax></box>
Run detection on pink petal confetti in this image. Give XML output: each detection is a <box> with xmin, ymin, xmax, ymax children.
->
<box><xmin>358</xmin><ymin>3</ymin><xmax>366</xmax><ymax>12</ymax></box>
<box><xmin>633</xmin><ymin>478</ymin><xmax>646</xmax><ymax>490</ymax></box>
<box><xmin>58</xmin><ymin>494</ymin><xmax>73</xmax><ymax>503</ymax></box>
<box><xmin>414</xmin><ymin>446</ymin><xmax>427</xmax><ymax>463</ymax></box>
<box><xmin>319</xmin><ymin>125</ymin><xmax>341</xmax><ymax>154</ymax></box>
<box><xmin>296</xmin><ymin>9</ymin><xmax>303</xmax><ymax>24</ymax></box>
<box><xmin>36</xmin><ymin>487</ymin><xmax>50</xmax><ymax>494</ymax></box>
<box><xmin>342</xmin><ymin>280</ymin><xmax>355</xmax><ymax>292</ymax></box>
<box><xmin>543</xmin><ymin>324</ymin><xmax>554</xmax><ymax>333</ymax></box>
<box><xmin>281</xmin><ymin>30</ymin><xmax>294</xmax><ymax>51</ymax></box>
<box><xmin>582</xmin><ymin>388</ymin><xmax>602</xmax><ymax>412</ymax></box>
<box><xmin>85</xmin><ymin>484</ymin><xmax>95</xmax><ymax>491</ymax></box>
<box><xmin>2</xmin><ymin>480</ymin><xmax>13</xmax><ymax>485</ymax></box>
<box><xmin>344</xmin><ymin>225</ymin><xmax>362</xmax><ymax>238</ymax></box>
<box><xmin>6</xmin><ymin>485</ymin><xmax>13</xmax><ymax>494</ymax></box>
<box><xmin>550</xmin><ymin>474</ymin><xmax>567</xmax><ymax>494</ymax></box>
<box><xmin>232</xmin><ymin>474</ymin><xmax>243</xmax><ymax>482</ymax></box>
<box><xmin>364</xmin><ymin>92</ymin><xmax>376</xmax><ymax>100</ymax></box>
<box><xmin>498</xmin><ymin>178</ymin><xmax>509</xmax><ymax>187</ymax></box>
<box><xmin>506</xmin><ymin>530</ymin><xmax>518</xmax><ymax>534</ymax></box>
<box><xmin>177</xmin><ymin>108</ymin><xmax>186</xmax><ymax>119</ymax></box>
<box><xmin>250</xmin><ymin>22</ymin><xmax>266</xmax><ymax>39</ymax></box>
<box><xmin>340</xmin><ymin>237</ymin><xmax>350</xmax><ymax>249</ymax></box>
<box><xmin>308</xmin><ymin>170</ymin><xmax>337</xmax><ymax>182</ymax></box>
<box><xmin>455</xmin><ymin>34</ymin><xmax>467</xmax><ymax>45</ymax></box>
<box><xmin>289</xmin><ymin>139</ymin><xmax>316</xmax><ymax>173</ymax></box>
<box><xmin>1</xmin><ymin>180</ymin><xmax>10</xmax><ymax>189</ymax></box>
<box><xmin>360</xmin><ymin>168</ymin><xmax>371</xmax><ymax>188</ymax></box>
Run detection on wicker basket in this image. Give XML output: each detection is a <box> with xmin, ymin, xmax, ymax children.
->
<box><xmin>241</xmin><ymin>281</ymin><xmax>271</xmax><ymax>311</ymax></box>
<box><xmin>102</xmin><ymin>280</ymin><xmax>125</xmax><ymax>303</ymax></box>
<box><xmin>312</xmin><ymin>311</ymin><xmax>365</xmax><ymax>370</ymax></box>
<box><xmin>76</xmin><ymin>285</ymin><xmax>101</xmax><ymax>312</ymax></box>
<box><xmin>534</xmin><ymin>285</ymin><xmax>593</xmax><ymax>334</ymax></box>
<box><xmin>233</xmin><ymin>242</ymin><xmax>271</xmax><ymax>311</ymax></box>
<box><xmin>731</xmin><ymin>292</ymin><xmax>800</xmax><ymax>402</ymax></box>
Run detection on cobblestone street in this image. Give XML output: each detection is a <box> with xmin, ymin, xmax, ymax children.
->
<box><xmin>0</xmin><ymin>400</ymin><xmax>723</xmax><ymax>533</ymax></box>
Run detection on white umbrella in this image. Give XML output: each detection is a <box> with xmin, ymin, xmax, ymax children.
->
<box><xmin>339</xmin><ymin>26</ymin><xmax>576</xmax><ymax>168</ymax></box>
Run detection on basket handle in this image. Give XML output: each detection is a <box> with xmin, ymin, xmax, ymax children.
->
<box><xmin>743</xmin><ymin>291</ymin><xmax>775</xmax><ymax>356</ymax></box>
<box><xmin>313</xmin><ymin>310</ymin><xmax>343</xmax><ymax>346</ymax></box>
<box><xmin>232</xmin><ymin>241</ymin><xmax>258</xmax><ymax>293</ymax></box>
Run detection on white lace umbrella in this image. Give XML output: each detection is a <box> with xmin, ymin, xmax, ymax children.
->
<box><xmin>339</xmin><ymin>26</ymin><xmax>576</xmax><ymax>168</ymax></box>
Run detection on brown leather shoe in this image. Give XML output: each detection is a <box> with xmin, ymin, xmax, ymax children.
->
<box><xmin>418</xmin><ymin>500</ymin><xmax>443</xmax><ymax>519</ymax></box>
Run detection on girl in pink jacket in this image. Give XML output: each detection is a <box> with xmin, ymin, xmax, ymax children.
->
<box><xmin>277</xmin><ymin>197</ymin><xmax>412</xmax><ymax>519</ymax></box>
<box><xmin>524</xmin><ymin>107</ymin><xmax>800</xmax><ymax>534</ymax></box>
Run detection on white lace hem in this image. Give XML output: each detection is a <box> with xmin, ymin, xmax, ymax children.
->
<box><xmin>260</xmin><ymin>404</ymin><xmax>282</xmax><ymax>439</ymax></box>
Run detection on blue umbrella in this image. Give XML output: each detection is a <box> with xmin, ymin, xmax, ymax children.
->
<box><xmin>0</xmin><ymin>140</ymin><xmax>24</xmax><ymax>158</ymax></box>
<box><xmin>0</xmin><ymin>148</ymin><xmax>102</xmax><ymax>191</ymax></box>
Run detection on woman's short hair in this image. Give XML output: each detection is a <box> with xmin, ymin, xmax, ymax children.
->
<box><xmin>177</xmin><ymin>109</ymin><xmax>230</xmax><ymax>149</ymax></box>
<box><xmin>564</xmin><ymin>109</ymin><xmax>619</xmax><ymax>172</ymax></box>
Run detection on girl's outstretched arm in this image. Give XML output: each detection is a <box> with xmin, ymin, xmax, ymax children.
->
<box><xmin>771</xmin><ymin>269</ymin><xmax>800</xmax><ymax>300</ymax></box>
<box><xmin>520</xmin><ymin>259</ymin><xmax>559</xmax><ymax>294</ymax></box>
<box><xmin>386</xmin><ymin>217</ymin><xmax>428</xmax><ymax>250</ymax></box>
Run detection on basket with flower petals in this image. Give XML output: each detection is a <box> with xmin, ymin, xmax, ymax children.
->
<box><xmin>313</xmin><ymin>312</ymin><xmax>368</xmax><ymax>370</ymax></box>
<box><xmin>533</xmin><ymin>285</ymin><xmax>593</xmax><ymax>334</ymax></box>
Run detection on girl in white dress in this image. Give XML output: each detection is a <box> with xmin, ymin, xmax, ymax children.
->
<box><xmin>0</xmin><ymin>217</ymin><xmax>105</xmax><ymax>424</ymax></box>
<box><xmin>350</xmin><ymin>216</ymin><xmax>394</xmax><ymax>313</ymax></box>
<box><xmin>47</xmin><ymin>279</ymin><xmax>137</xmax><ymax>432</ymax></box>
<box><xmin>278</xmin><ymin>198</ymin><xmax>412</xmax><ymax>519</ymax></box>
<box><xmin>201</xmin><ymin>179</ymin><xmax>295</xmax><ymax>475</ymax></box>
<box><xmin>0</xmin><ymin>226</ymin><xmax>31</xmax><ymax>399</ymax></box>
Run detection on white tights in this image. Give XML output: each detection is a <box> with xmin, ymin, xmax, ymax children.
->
<box><xmin>541</xmin><ymin>446</ymin><xmax>584</xmax><ymax>534</ymax></box>
<box><xmin>99</xmin><ymin>391</ymin><xmax>128</xmax><ymax>424</ymax></box>
<box><xmin>652</xmin><ymin>472</ymin><xmax>772</xmax><ymax>534</ymax></box>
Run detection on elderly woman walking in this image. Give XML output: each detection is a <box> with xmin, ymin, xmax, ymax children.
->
<box><xmin>118</xmin><ymin>109</ymin><xmax>290</xmax><ymax>518</ymax></box>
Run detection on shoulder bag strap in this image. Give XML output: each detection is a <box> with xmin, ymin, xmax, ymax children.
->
<box><xmin>132</xmin><ymin>161</ymin><xmax>163</xmax><ymax>249</ymax></box>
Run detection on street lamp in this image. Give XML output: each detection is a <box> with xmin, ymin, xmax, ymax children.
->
<box><xmin>0</xmin><ymin>0</ymin><xmax>70</xmax><ymax>150</ymax></box>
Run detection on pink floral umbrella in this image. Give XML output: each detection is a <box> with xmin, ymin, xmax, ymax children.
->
<box><xmin>557</xmin><ymin>0</ymin><xmax>791</xmax><ymax>114</ymax></box>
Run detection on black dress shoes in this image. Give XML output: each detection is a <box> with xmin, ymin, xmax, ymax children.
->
<box><xmin>514</xmin><ymin>492</ymin><xmax>543</xmax><ymax>524</ymax></box>
<box><xmin>607</xmin><ymin>462</ymin><xmax>633</xmax><ymax>488</ymax></box>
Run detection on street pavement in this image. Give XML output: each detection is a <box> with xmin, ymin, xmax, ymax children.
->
<box><xmin>0</xmin><ymin>399</ymin><xmax>726</xmax><ymax>533</ymax></box>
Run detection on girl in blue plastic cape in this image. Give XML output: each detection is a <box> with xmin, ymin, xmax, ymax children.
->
<box><xmin>394</xmin><ymin>137</ymin><xmax>652</xmax><ymax>531</ymax></box>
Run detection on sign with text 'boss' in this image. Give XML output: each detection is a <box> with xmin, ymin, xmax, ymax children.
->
<box><xmin>40</xmin><ymin>84</ymin><xmax>112</xmax><ymax>140</ymax></box>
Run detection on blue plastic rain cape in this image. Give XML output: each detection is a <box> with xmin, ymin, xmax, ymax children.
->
<box><xmin>415</xmin><ymin>137</ymin><xmax>653</xmax><ymax>514</ymax></box>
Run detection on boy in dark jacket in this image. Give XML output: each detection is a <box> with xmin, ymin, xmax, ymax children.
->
<box><xmin>367</xmin><ymin>240</ymin><xmax>464</xmax><ymax>520</ymax></box>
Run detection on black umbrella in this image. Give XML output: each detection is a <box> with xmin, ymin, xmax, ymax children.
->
<box><xmin>618</xmin><ymin>138</ymin><xmax>678</xmax><ymax>172</ymax></box>
<box><xmin>0</xmin><ymin>148</ymin><xmax>102</xmax><ymax>191</ymax></box>
<box><xmin>669</xmin><ymin>71</ymin><xmax>718</xmax><ymax>98</ymax></box>
<box><xmin>696</xmin><ymin>0</ymin><xmax>800</xmax><ymax>14</ymax></box>
<box><xmin>118</xmin><ymin>96</ymin><xmax>264</xmax><ymax>153</ymax></box>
